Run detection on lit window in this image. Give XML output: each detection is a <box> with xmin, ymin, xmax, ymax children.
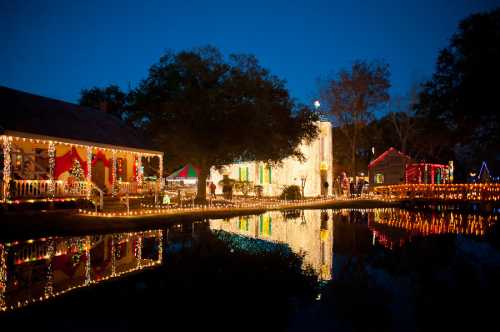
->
<box><xmin>239</xmin><ymin>166</ymin><xmax>249</xmax><ymax>181</ymax></box>
<box><xmin>259</xmin><ymin>165</ymin><xmax>271</xmax><ymax>184</ymax></box>
<box><xmin>375</xmin><ymin>173</ymin><xmax>384</xmax><ymax>184</ymax></box>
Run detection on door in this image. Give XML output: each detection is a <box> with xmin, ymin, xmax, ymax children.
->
<box><xmin>92</xmin><ymin>160</ymin><xmax>105</xmax><ymax>190</ymax></box>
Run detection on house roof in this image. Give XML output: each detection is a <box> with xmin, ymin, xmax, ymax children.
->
<box><xmin>0</xmin><ymin>86</ymin><xmax>160</xmax><ymax>153</ymax></box>
<box><xmin>368</xmin><ymin>147</ymin><xmax>411</xmax><ymax>169</ymax></box>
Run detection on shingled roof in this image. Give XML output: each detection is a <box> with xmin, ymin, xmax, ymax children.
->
<box><xmin>0</xmin><ymin>86</ymin><xmax>157</xmax><ymax>152</ymax></box>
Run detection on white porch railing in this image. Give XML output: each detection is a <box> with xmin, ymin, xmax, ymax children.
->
<box><xmin>118</xmin><ymin>181</ymin><xmax>160</xmax><ymax>195</ymax></box>
<box><xmin>118</xmin><ymin>181</ymin><xmax>138</xmax><ymax>194</ymax></box>
<box><xmin>13</xmin><ymin>180</ymin><xmax>91</xmax><ymax>198</ymax></box>
<box><xmin>10</xmin><ymin>179</ymin><xmax>162</xmax><ymax>199</ymax></box>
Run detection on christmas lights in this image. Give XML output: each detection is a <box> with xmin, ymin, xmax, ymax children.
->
<box><xmin>111</xmin><ymin>150</ymin><xmax>118</xmax><ymax>197</ymax></box>
<box><xmin>1</xmin><ymin>134</ymin><xmax>163</xmax><ymax>201</ymax></box>
<box><xmin>44</xmin><ymin>240</ymin><xmax>54</xmax><ymax>298</ymax></box>
<box><xmin>86</xmin><ymin>146</ymin><xmax>92</xmax><ymax>197</ymax></box>
<box><xmin>2</xmin><ymin>136</ymin><xmax>11</xmax><ymax>201</ymax></box>
<box><xmin>373</xmin><ymin>184</ymin><xmax>500</xmax><ymax>202</ymax></box>
<box><xmin>48</xmin><ymin>141</ymin><xmax>56</xmax><ymax>197</ymax></box>
<box><xmin>370</xmin><ymin>209</ymin><xmax>495</xmax><ymax>249</ymax></box>
<box><xmin>0</xmin><ymin>230</ymin><xmax>162</xmax><ymax>312</ymax></box>
<box><xmin>111</xmin><ymin>235</ymin><xmax>116</xmax><ymax>277</ymax></box>
<box><xmin>135</xmin><ymin>236</ymin><xmax>142</xmax><ymax>268</ymax></box>
<box><xmin>159</xmin><ymin>155</ymin><xmax>164</xmax><ymax>190</ymax></box>
<box><xmin>79</xmin><ymin>196</ymin><xmax>340</xmax><ymax>218</ymax></box>
<box><xmin>136</xmin><ymin>154</ymin><xmax>143</xmax><ymax>187</ymax></box>
<box><xmin>0</xmin><ymin>244</ymin><xmax>7</xmax><ymax>311</ymax></box>
<box><xmin>85</xmin><ymin>236</ymin><xmax>91</xmax><ymax>286</ymax></box>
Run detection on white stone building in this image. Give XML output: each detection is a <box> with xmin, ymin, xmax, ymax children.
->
<box><xmin>209</xmin><ymin>121</ymin><xmax>333</xmax><ymax>197</ymax></box>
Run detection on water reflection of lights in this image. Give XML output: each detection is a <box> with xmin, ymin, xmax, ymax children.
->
<box><xmin>369</xmin><ymin>209</ymin><xmax>498</xmax><ymax>249</ymax></box>
<box><xmin>209</xmin><ymin>210</ymin><xmax>334</xmax><ymax>281</ymax></box>
<box><xmin>0</xmin><ymin>230</ymin><xmax>163</xmax><ymax>312</ymax></box>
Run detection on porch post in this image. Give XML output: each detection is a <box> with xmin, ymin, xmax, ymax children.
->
<box><xmin>2</xmin><ymin>136</ymin><xmax>11</xmax><ymax>202</ymax></box>
<box><xmin>48</xmin><ymin>141</ymin><xmax>56</xmax><ymax>198</ymax></box>
<box><xmin>136</xmin><ymin>154</ymin><xmax>143</xmax><ymax>187</ymax></box>
<box><xmin>111</xmin><ymin>150</ymin><xmax>117</xmax><ymax>197</ymax></box>
<box><xmin>158</xmin><ymin>154</ymin><xmax>163</xmax><ymax>191</ymax></box>
<box><xmin>86</xmin><ymin>146</ymin><xmax>92</xmax><ymax>197</ymax></box>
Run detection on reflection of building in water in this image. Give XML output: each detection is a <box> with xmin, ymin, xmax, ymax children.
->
<box><xmin>0</xmin><ymin>230</ymin><xmax>162</xmax><ymax>312</ymax></box>
<box><xmin>368</xmin><ymin>208</ymin><xmax>498</xmax><ymax>249</ymax></box>
<box><xmin>209</xmin><ymin>209</ymin><xmax>333</xmax><ymax>280</ymax></box>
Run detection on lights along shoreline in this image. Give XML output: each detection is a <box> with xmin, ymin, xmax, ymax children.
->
<box><xmin>77</xmin><ymin>197</ymin><xmax>386</xmax><ymax>218</ymax></box>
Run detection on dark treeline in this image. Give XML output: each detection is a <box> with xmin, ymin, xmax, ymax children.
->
<box><xmin>325</xmin><ymin>8</ymin><xmax>500</xmax><ymax>181</ymax></box>
<box><xmin>80</xmin><ymin>9</ymin><xmax>500</xmax><ymax>183</ymax></box>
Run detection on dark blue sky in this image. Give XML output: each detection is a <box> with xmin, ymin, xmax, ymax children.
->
<box><xmin>1</xmin><ymin>0</ymin><xmax>498</xmax><ymax>106</ymax></box>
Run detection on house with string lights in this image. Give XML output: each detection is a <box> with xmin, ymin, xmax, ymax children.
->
<box><xmin>209</xmin><ymin>121</ymin><xmax>333</xmax><ymax>197</ymax></box>
<box><xmin>0</xmin><ymin>86</ymin><xmax>163</xmax><ymax>203</ymax></box>
<box><xmin>368</xmin><ymin>147</ymin><xmax>412</xmax><ymax>187</ymax></box>
<box><xmin>368</xmin><ymin>147</ymin><xmax>452</xmax><ymax>188</ymax></box>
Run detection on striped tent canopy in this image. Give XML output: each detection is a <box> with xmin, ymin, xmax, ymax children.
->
<box><xmin>166</xmin><ymin>164</ymin><xmax>200</xmax><ymax>179</ymax></box>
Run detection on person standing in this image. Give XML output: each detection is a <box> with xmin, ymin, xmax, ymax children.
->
<box><xmin>209</xmin><ymin>182</ymin><xmax>216</xmax><ymax>198</ymax></box>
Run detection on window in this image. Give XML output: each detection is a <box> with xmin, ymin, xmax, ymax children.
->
<box><xmin>239</xmin><ymin>166</ymin><xmax>249</xmax><ymax>181</ymax></box>
<box><xmin>374</xmin><ymin>173</ymin><xmax>384</xmax><ymax>184</ymax></box>
<box><xmin>117</xmin><ymin>158</ymin><xmax>127</xmax><ymax>181</ymax></box>
<box><xmin>259</xmin><ymin>164</ymin><xmax>272</xmax><ymax>184</ymax></box>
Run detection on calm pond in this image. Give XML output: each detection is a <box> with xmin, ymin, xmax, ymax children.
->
<box><xmin>1</xmin><ymin>208</ymin><xmax>500</xmax><ymax>331</ymax></box>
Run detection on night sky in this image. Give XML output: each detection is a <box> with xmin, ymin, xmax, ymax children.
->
<box><xmin>1</xmin><ymin>0</ymin><xmax>498</xmax><ymax>106</ymax></box>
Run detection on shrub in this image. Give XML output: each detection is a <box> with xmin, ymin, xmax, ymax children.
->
<box><xmin>280</xmin><ymin>185</ymin><xmax>302</xmax><ymax>200</ymax></box>
<box><xmin>234</xmin><ymin>181</ymin><xmax>254</xmax><ymax>197</ymax></box>
<box><xmin>254</xmin><ymin>185</ymin><xmax>264</xmax><ymax>198</ymax></box>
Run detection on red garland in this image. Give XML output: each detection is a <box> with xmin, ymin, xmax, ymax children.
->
<box><xmin>54</xmin><ymin>147</ymin><xmax>88</xmax><ymax>179</ymax></box>
<box><xmin>55</xmin><ymin>148</ymin><xmax>113</xmax><ymax>184</ymax></box>
<box><xmin>92</xmin><ymin>150</ymin><xmax>111</xmax><ymax>168</ymax></box>
<box><xmin>92</xmin><ymin>150</ymin><xmax>113</xmax><ymax>184</ymax></box>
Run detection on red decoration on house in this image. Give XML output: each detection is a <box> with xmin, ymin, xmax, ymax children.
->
<box><xmin>92</xmin><ymin>150</ymin><xmax>111</xmax><ymax>167</ymax></box>
<box><xmin>405</xmin><ymin>163</ymin><xmax>449</xmax><ymax>184</ymax></box>
<box><xmin>91</xmin><ymin>150</ymin><xmax>113</xmax><ymax>184</ymax></box>
<box><xmin>368</xmin><ymin>147</ymin><xmax>411</xmax><ymax>169</ymax></box>
<box><xmin>54</xmin><ymin>147</ymin><xmax>88</xmax><ymax>179</ymax></box>
<box><xmin>54</xmin><ymin>147</ymin><xmax>115</xmax><ymax>184</ymax></box>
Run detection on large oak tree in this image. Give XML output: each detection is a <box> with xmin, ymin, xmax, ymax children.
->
<box><xmin>127</xmin><ymin>46</ymin><xmax>319</xmax><ymax>202</ymax></box>
<box><xmin>79</xmin><ymin>85</ymin><xmax>127</xmax><ymax>119</ymax></box>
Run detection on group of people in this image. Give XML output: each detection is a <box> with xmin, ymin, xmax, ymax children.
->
<box><xmin>333</xmin><ymin>172</ymin><xmax>368</xmax><ymax>198</ymax></box>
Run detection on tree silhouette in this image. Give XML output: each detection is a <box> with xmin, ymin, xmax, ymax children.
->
<box><xmin>128</xmin><ymin>46</ymin><xmax>319</xmax><ymax>202</ymax></box>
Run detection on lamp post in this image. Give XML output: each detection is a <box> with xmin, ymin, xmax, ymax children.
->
<box><xmin>300</xmin><ymin>174</ymin><xmax>307</xmax><ymax>199</ymax></box>
<box><xmin>314</xmin><ymin>100</ymin><xmax>320</xmax><ymax>110</ymax></box>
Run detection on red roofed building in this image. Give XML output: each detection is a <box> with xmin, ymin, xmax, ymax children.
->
<box><xmin>368</xmin><ymin>147</ymin><xmax>411</xmax><ymax>188</ymax></box>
